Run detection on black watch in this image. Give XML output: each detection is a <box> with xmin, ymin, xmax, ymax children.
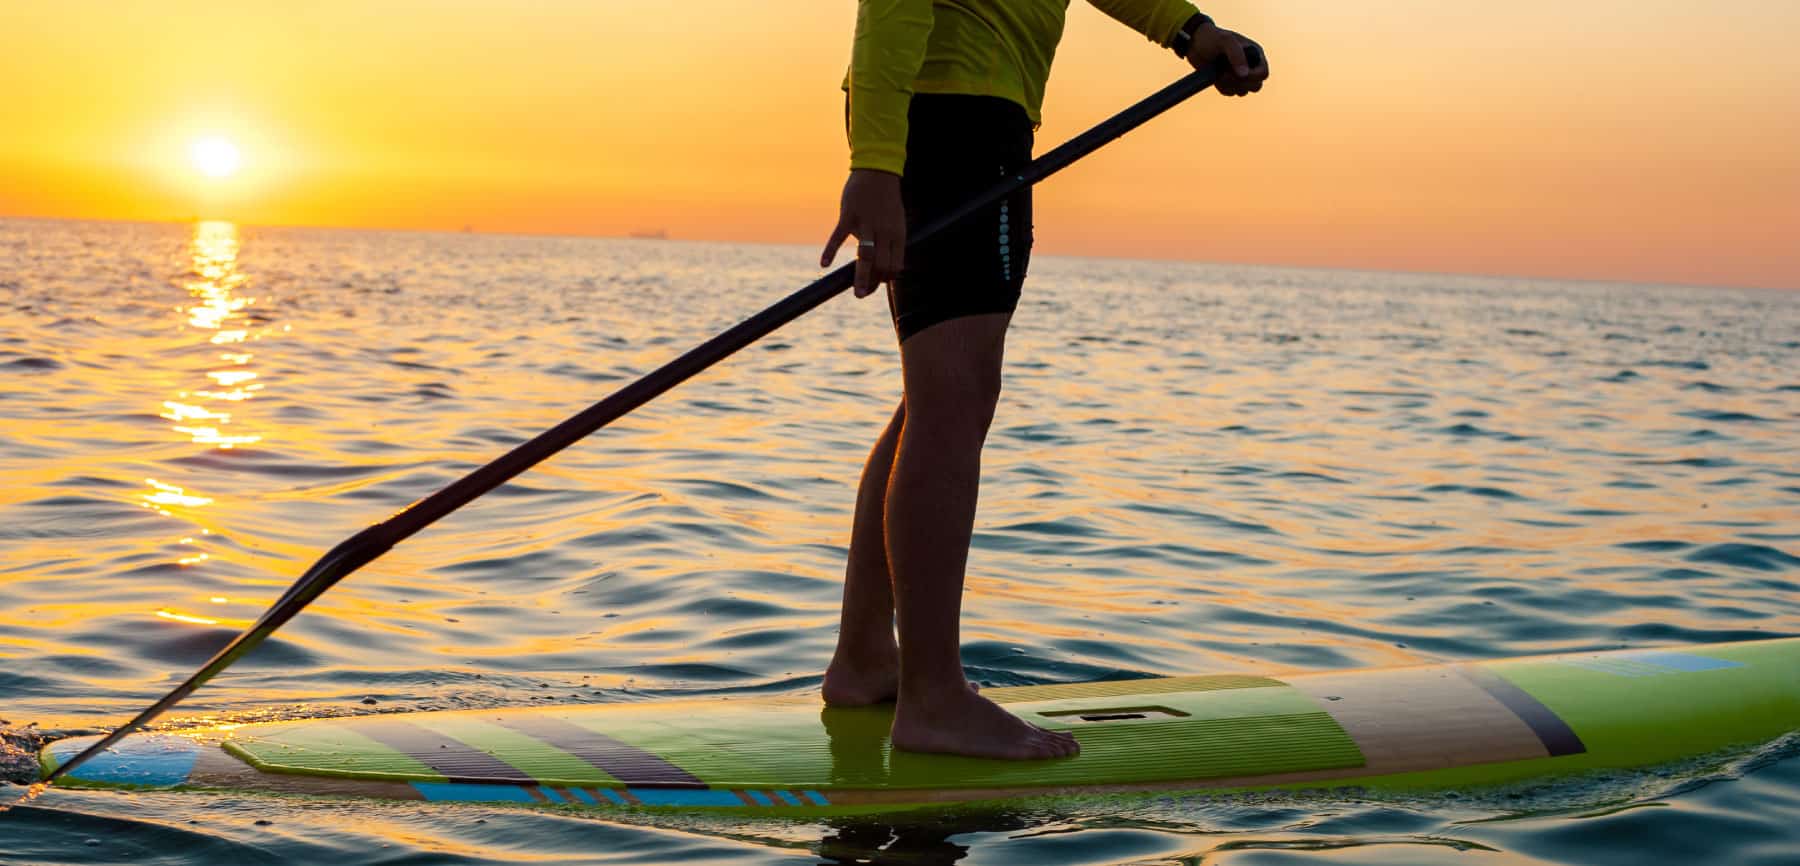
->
<box><xmin>1170</xmin><ymin>12</ymin><xmax>1214</xmax><ymax>59</ymax></box>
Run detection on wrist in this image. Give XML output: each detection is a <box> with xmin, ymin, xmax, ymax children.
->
<box><xmin>1169</xmin><ymin>12</ymin><xmax>1214</xmax><ymax>59</ymax></box>
<box><xmin>850</xmin><ymin>167</ymin><xmax>902</xmax><ymax>185</ymax></box>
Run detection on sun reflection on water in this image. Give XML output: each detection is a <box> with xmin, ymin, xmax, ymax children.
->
<box><xmin>137</xmin><ymin>221</ymin><xmax>272</xmax><ymax>590</ymax></box>
<box><xmin>141</xmin><ymin>478</ymin><xmax>213</xmax><ymax>510</ymax></box>
<box><xmin>175</xmin><ymin>220</ymin><xmax>263</xmax><ymax>447</ymax></box>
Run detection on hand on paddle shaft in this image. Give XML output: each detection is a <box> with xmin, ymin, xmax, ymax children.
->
<box><xmin>1186</xmin><ymin>23</ymin><xmax>1269</xmax><ymax>96</ymax></box>
<box><xmin>821</xmin><ymin>27</ymin><xmax>1268</xmax><ymax>297</ymax></box>
<box><xmin>820</xmin><ymin>169</ymin><xmax>905</xmax><ymax>298</ymax></box>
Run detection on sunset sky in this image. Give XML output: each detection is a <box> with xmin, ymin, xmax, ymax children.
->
<box><xmin>2</xmin><ymin>1</ymin><xmax>1796</xmax><ymax>289</ymax></box>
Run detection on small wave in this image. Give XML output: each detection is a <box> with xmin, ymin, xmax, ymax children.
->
<box><xmin>1684</xmin><ymin>543</ymin><xmax>1800</xmax><ymax>572</ymax></box>
<box><xmin>165</xmin><ymin>449</ymin><xmax>401</xmax><ymax>479</ymax></box>
<box><xmin>670</xmin><ymin>478</ymin><xmax>784</xmax><ymax>502</ymax></box>
<box><xmin>1617</xmin><ymin>540</ymin><xmax>1694</xmax><ymax>553</ymax></box>
<box><xmin>1633</xmin><ymin>358</ymin><xmax>1711</xmax><ymax>371</ymax></box>
<box><xmin>1679</xmin><ymin>409</ymin><xmax>1770</xmax><ymax>424</ymax></box>
<box><xmin>1434</xmin><ymin>423</ymin><xmax>1529</xmax><ymax>441</ymax></box>
<box><xmin>993</xmin><ymin>518</ymin><xmax>1107</xmax><ymax>538</ymax></box>
<box><xmin>543</xmin><ymin>362</ymin><xmax>624</xmax><ymax>382</ymax></box>
<box><xmin>996</xmin><ymin>423</ymin><xmax>1075</xmax><ymax>445</ymax></box>
<box><xmin>1683</xmin><ymin>381</ymin><xmax>1735</xmax><ymax>393</ymax></box>
<box><xmin>1119</xmin><ymin>502</ymin><xmax>1282</xmax><ymax>536</ymax></box>
<box><xmin>1631</xmin><ymin>456</ymin><xmax>1737</xmax><ymax>468</ymax></box>
<box><xmin>1423</xmin><ymin>484</ymin><xmax>1525</xmax><ymax>500</ymax></box>
<box><xmin>625</xmin><ymin>662</ymin><xmax>756</xmax><ymax>683</ymax></box>
<box><xmin>1274</xmin><ymin>470</ymin><xmax>1349</xmax><ymax>484</ymax></box>
<box><xmin>132</xmin><ymin>625</ymin><xmax>320</xmax><ymax>668</ymax></box>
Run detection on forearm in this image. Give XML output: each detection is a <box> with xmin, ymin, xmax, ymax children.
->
<box><xmin>1084</xmin><ymin>0</ymin><xmax>1201</xmax><ymax>49</ymax></box>
<box><xmin>847</xmin><ymin>0</ymin><xmax>935</xmax><ymax>175</ymax></box>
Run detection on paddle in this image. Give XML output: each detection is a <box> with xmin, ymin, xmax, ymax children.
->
<box><xmin>44</xmin><ymin>49</ymin><xmax>1258</xmax><ymax>784</ymax></box>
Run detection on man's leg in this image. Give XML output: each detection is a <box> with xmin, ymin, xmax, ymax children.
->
<box><xmin>885</xmin><ymin>312</ymin><xmax>1078</xmax><ymax>760</ymax></box>
<box><xmin>823</xmin><ymin>401</ymin><xmax>904</xmax><ymax>706</ymax></box>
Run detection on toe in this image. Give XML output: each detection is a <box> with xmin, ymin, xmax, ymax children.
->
<box><xmin>1032</xmin><ymin>729</ymin><xmax>1078</xmax><ymax>759</ymax></box>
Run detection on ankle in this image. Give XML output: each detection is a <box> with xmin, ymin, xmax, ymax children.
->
<box><xmin>830</xmin><ymin>638</ymin><xmax>899</xmax><ymax>668</ymax></box>
<box><xmin>898</xmin><ymin>675</ymin><xmax>975</xmax><ymax>706</ymax></box>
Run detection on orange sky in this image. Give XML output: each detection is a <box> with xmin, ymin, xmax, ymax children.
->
<box><xmin>2</xmin><ymin>1</ymin><xmax>1796</xmax><ymax>289</ymax></box>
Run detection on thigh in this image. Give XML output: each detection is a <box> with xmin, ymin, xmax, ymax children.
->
<box><xmin>888</xmin><ymin>95</ymin><xmax>1035</xmax><ymax>343</ymax></box>
<box><xmin>898</xmin><ymin>312</ymin><xmax>1012</xmax><ymax>431</ymax></box>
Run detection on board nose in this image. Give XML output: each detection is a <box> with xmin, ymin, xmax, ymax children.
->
<box><xmin>44</xmin><ymin>734</ymin><xmax>201</xmax><ymax>788</ymax></box>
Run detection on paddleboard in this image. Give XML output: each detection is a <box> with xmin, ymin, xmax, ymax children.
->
<box><xmin>40</xmin><ymin>638</ymin><xmax>1800</xmax><ymax>815</ymax></box>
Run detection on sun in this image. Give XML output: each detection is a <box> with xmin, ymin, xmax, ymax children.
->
<box><xmin>190</xmin><ymin>136</ymin><xmax>242</xmax><ymax>178</ymax></box>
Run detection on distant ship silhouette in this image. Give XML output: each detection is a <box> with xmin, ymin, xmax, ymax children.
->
<box><xmin>629</xmin><ymin>228</ymin><xmax>669</xmax><ymax>240</ymax></box>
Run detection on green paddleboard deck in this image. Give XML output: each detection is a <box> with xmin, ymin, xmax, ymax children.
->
<box><xmin>42</xmin><ymin>638</ymin><xmax>1800</xmax><ymax>815</ymax></box>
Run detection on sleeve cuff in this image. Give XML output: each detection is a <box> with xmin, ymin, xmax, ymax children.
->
<box><xmin>1159</xmin><ymin>4</ymin><xmax>1203</xmax><ymax>47</ymax></box>
<box><xmin>849</xmin><ymin>151</ymin><xmax>907</xmax><ymax>176</ymax></box>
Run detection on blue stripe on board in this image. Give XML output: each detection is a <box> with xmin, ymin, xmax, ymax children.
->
<box><xmin>1562</xmin><ymin>658</ymin><xmax>1666</xmax><ymax>677</ymax></box>
<box><xmin>804</xmin><ymin>790</ymin><xmax>829</xmax><ymax>805</ymax></box>
<box><xmin>410</xmin><ymin>782</ymin><xmax>537</xmax><ymax>803</ymax></box>
<box><xmin>49</xmin><ymin>735</ymin><xmax>199</xmax><ymax>788</ymax></box>
<box><xmin>598</xmin><ymin>788</ymin><xmax>628</xmax><ymax>805</ymax></box>
<box><xmin>1563</xmin><ymin>651</ymin><xmax>1747</xmax><ymax>677</ymax></box>
<box><xmin>1459</xmin><ymin>665</ymin><xmax>1587</xmax><ymax>757</ymax></box>
<box><xmin>1629</xmin><ymin>652</ymin><xmax>1744</xmax><ymax>673</ymax></box>
<box><xmin>568</xmin><ymin>788</ymin><xmax>599</xmax><ymax>805</ymax></box>
<box><xmin>629</xmin><ymin>788</ymin><xmax>745</xmax><ymax>807</ymax></box>
<box><xmin>537</xmin><ymin>786</ymin><xmax>565</xmax><ymax>803</ymax></box>
<box><xmin>773</xmin><ymin>791</ymin><xmax>800</xmax><ymax>806</ymax></box>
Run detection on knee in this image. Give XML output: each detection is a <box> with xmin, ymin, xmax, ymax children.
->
<box><xmin>904</xmin><ymin>371</ymin><xmax>1002</xmax><ymax>442</ymax></box>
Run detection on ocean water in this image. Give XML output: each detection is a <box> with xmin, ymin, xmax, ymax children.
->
<box><xmin>0</xmin><ymin>216</ymin><xmax>1796</xmax><ymax>864</ymax></box>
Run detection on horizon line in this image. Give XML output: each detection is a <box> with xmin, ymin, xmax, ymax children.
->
<box><xmin>3</xmin><ymin>211</ymin><xmax>1792</xmax><ymax>296</ymax></box>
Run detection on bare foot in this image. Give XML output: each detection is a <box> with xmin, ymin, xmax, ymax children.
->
<box><xmin>891</xmin><ymin>683</ymin><xmax>1080</xmax><ymax>760</ymax></box>
<box><xmin>823</xmin><ymin>648</ymin><xmax>900</xmax><ymax>706</ymax></box>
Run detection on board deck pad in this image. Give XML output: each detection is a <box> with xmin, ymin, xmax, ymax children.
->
<box><xmin>221</xmin><ymin>675</ymin><xmax>1364</xmax><ymax>791</ymax></box>
<box><xmin>42</xmin><ymin>639</ymin><xmax>1800</xmax><ymax>815</ymax></box>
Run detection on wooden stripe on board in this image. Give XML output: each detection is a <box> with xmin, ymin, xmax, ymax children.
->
<box><xmin>491</xmin><ymin>714</ymin><xmax>705</xmax><ymax>787</ymax></box>
<box><xmin>345</xmin><ymin>719</ymin><xmax>537</xmax><ymax>784</ymax></box>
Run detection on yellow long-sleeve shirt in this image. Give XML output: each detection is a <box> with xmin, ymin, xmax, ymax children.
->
<box><xmin>846</xmin><ymin>0</ymin><xmax>1201</xmax><ymax>175</ymax></box>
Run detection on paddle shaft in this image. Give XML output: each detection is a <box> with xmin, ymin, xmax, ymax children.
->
<box><xmin>48</xmin><ymin>53</ymin><xmax>1251</xmax><ymax>782</ymax></box>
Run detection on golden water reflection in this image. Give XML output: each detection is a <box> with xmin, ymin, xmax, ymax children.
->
<box><xmin>141</xmin><ymin>478</ymin><xmax>213</xmax><ymax>510</ymax></box>
<box><xmin>136</xmin><ymin>221</ymin><xmax>268</xmax><ymax>579</ymax></box>
<box><xmin>175</xmin><ymin>220</ymin><xmax>263</xmax><ymax>447</ymax></box>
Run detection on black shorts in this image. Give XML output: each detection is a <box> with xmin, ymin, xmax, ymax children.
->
<box><xmin>887</xmin><ymin>94</ymin><xmax>1035</xmax><ymax>341</ymax></box>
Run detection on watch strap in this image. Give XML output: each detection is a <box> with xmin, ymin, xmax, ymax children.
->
<box><xmin>1170</xmin><ymin>12</ymin><xmax>1214</xmax><ymax>59</ymax></box>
